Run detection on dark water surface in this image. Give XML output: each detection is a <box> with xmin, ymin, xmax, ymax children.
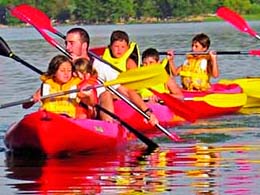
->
<box><xmin>0</xmin><ymin>22</ymin><xmax>260</xmax><ymax>194</ymax></box>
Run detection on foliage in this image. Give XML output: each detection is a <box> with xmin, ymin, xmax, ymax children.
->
<box><xmin>0</xmin><ymin>0</ymin><xmax>260</xmax><ymax>25</ymax></box>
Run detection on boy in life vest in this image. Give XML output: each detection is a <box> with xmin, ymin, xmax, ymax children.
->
<box><xmin>23</xmin><ymin>55</ymin><xmax>97</xmax><ymax>118</ymax></box>
<box><xmin>139</xmin><ymin>48</ymin><xmax>183</xmax><ymax>102</ymax></box>
<box><xmin>102</xmin><ymin>30</ymin><xmax>141</xmax><ymax>71</ymax></box>
<box><xmin>172</xmin><ymin>33</ymin><xmax>219</xmax><ymax>91</ymax></box>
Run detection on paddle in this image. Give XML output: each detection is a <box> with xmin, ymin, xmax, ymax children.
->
<box><xmin>0</xmin><ymin>37</ymin><xmax>43</xmax><ymax>74</ymax></box>
<box><xmin>10</xmin><ymin>4</ymin><xmax>182</xmax><ymax>142</ymax></box>
<box><xmin>158</xmin><ymin>50</ymin><xmax>260</xmax><ymax>56</ymax></box>
<box><xmin>149</xmin><ymin>89</ymin><xmax>197</xmax><ymax>123</ymax></box>
<box><xmin>184</xmin><ymin>93</ymin><xmax>247</xmax><ymax>108</ymax></box>
<box><xmin>216</xmin><ymin>6</ymin><xmax>260</xmax><ymax>40</ymax></box>
<box><xmin>8</xmin><ymin>4</ymin><xmax>65</xmax><ymax>39</ymax></box>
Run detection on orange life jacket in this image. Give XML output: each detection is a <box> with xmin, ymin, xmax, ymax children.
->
<box><xmin>76</xmin><ymin>76</ymin><xmax>98</xmax><ymax>119</ymax></box>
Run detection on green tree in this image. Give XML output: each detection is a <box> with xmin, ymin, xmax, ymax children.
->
<box><xmin>223</xmin><ymin>0</ymin><xmax>252</xmax><ymax>13</ymax></box>
<box><xmin>136</xmin><ymin>0</ymin><xmax>159</xmax><ymax>18</ymax></box>
<box><xmin>105</xmin><ymin>0</ymin><xmax>136</xmax><ymax>23</ymax></box>
<box><xmin>171</xmin><ymin>0</ymin><xmax>193</xmax><ymax>17</ymax></box>
<box><xmin>73</xmin><ymin>0</ymin><xmax>102</xmax><ymax>23</ymax></box>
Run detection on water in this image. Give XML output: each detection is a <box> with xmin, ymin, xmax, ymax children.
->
<box><xmin>0</xmin><ymin>22</ymin><xmax>260</xmax><ymax>194</ymax></box>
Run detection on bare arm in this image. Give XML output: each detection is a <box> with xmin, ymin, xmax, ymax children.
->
<box><xmin>209</xmin><ymin>50</ymin><xmax>219</xmax><ymax>78</ymax></box>
<box><xmin>169</xmin><ymin>50</ymin><xmax>183</xmax><ymax>76</ymax></box>
<box><xmin>166</xmin><ymin>77</ymin><xmax>184</xmax><ymax>100</ymax></box>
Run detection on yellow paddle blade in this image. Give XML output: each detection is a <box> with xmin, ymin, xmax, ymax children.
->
<box><xmin>185</xmin><ymin>93</ymin><xmax>247</xmax><ymax>108</ymax></box>
<box><xmin>219</xmin><ymin>78</ymin><xmax>260</xmax><ymax>98</ymax></box>
<box><xmin>104</xmin><ymin>64</ymin><xmax>168</xmax><ymax>90</ymax></box>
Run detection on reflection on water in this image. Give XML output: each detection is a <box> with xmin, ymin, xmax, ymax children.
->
<box><xmin>4</xmin><ymin>141</ymin><xmax>260</xmax><ymax>194</ymax></box>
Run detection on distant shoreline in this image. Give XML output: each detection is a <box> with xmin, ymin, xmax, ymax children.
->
<box><xmin>1</xmin><ymin>14</ymin><xmax>259</xmax><ymax>28</ymax></box>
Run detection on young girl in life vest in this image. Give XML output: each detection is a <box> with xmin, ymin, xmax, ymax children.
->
<box><xmin>73</xmin><ymin>57</ymin><xmax>98</xmax><ymax>119</ymax></box>
<box><xmin>172</xmin><ymin>33</ymin><xmax>219</xmax><ymax>91</ymax></box>
<box><xmin>139</xmin><ymin>48</ymin><xmax>183</xmax><ymax>103</ymax></box>
<box><xmin>102</xmin><ymin>30</ymin><xmax>141</xmax><ymax>71</ymax></box>
<box><xmin>22</xmin><ymin>55</ymin><xmax>97</xmax><ymax>118</ymax></box>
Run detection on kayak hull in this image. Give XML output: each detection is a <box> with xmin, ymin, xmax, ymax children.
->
<box><xmin>4</xmin><ymin>110</ymin><xmax>128</xmax><ymax>157</ymax></box>
<box><xmin>182</xmin><ymin>83</ymin><xmax>244</xmax><ymax>118</ymax></box>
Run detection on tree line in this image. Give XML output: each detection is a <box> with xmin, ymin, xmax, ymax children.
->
<box><xmin>1</xmin><ymin>0</ymin><xmax>260</xmax><ymax>25</ymax></box>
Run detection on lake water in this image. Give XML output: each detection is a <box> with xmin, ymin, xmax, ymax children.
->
<box><xmin>0</xmin><ymin>22</ymin><xmax>260</xmax><ymax>194</ymax></box>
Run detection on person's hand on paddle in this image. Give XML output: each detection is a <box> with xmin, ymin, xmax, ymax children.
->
<box><xmin>77</xmin><ymin>76</ymin><xmax>98</xmax><ymax>107</ymax></box>
<box><xmin>143</xmin><ymin>108</ymin><xmax>159</xmax><ymax>126</ymax></box>
<box><xmin>166</xmin><ymin>49</ymin><xmax>178</xmax><ymax>76</ymax></box>
<box><xmin>148</xmin><ymin>113</ymin><xmax>159</xmax><ymax>126</ymax></box>
<box><xmin>208</xmin><ymin>50</ymin><xmax>219</xmax><ymax>78</ymax></box>
<box><xmin>166</xmin><ymin>50</ymin><xmax>174</xmax><ymax>61</ymax></box>
<box><xmin>209</xmin><ymin>50</ymin><xmax>217</xmax><ymax>64</ymax></box>
<box><xmin>22</xmin><ymin>89</ymin><xmax>41</xmax><ymax>109</ymax></box>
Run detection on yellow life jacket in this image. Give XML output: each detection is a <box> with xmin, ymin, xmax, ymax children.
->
<box><xmin>40</xmin><ymin>76</ymin><xmax>82</xmax><ymax>118</ymax></box>
<box><xmin>102</xmin><ymin>42</ymin><xmax>140</xmax><ymax>72</ymax></box>
<box><xmin>139</xmin><ymin>59</ymin><xmax>169</xmax><ymax>99</ymax></box>
<box><xmin>180</xmin><ymin>54</ymin><xmax>210</xmax><ymax>91</ymax></box>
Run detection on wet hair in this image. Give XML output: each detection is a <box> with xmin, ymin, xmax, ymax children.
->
<box><xmin>192</xmin><ymin>33</ymin><xmax>210</xmax><ymax>49</ymax></box>
<box><xmin>66</xmin><ymin>27</ymin><xmax>90</xmax><ymax>49</ymax></box>
<box><xmin>45</xmin><ymin>55</ymin><xmax>73</xmax><ymax>77</ymax></box>
<box><xmin>110</xmin><ymin>30</ymin><xmax>129</xmax><ymax>45</ymax></box>
<box><xmin>142</xmin><ymin>48</ymin><xmax>159</xmax><ymax>62</ymax></box>
<box><xmin>74</xmin><ymin>57</ymin><xmax>97</xmax><ymax>76</ymax></box>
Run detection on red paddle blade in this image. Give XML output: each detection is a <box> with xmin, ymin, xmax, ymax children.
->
<box><xmin>150</xmin><ymin>89</ymin><xmax>197</xmax><ymax>123</ymax></box>
<box><xmin>249</xmin><ymin>49</ymin><xmax>260</xmax><ymax>56</ymax></box>
<box><xmin>216</xmin><ymin>7</ymin><xmax>260</xmax><ymax>39</ymax></box>
<box><xmin>9</xmin><ymin>4</ymin><xmax>65</xmax><ymax>39</ymax></box>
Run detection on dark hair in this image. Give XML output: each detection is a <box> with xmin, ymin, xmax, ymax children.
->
<box><xmin>110</xmin><ymin>30</ymin><xmax>129</xmax><ymax>45</ymax></box>
<box><xmin>45</xmin><ymin>55</ymin><xmax>73</xmax><ymax>77</ymax></box>
<box><xmin>74</xmin><ymin>57</ymin><xmax>97</xmax><ymax>76</ymax></box>
<box><xmin>142</xmin><ymin>48</ymin><xmax>159</xmax><ymax>62</ymax></box>
<box><xmin>192</xmin><ymin>33</ymin><xmax>210</xmax><ymax>49</ymax></box>
<box><xmin>67</xmin><ymin>27</ymin><xmax>90</xmax><ymax>48</ymax></box>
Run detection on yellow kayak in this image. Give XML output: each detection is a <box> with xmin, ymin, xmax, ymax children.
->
<box><xmin>219</xmin><ymin>77</ymin><xmax>260</xmax><ymax>108</ymax></box>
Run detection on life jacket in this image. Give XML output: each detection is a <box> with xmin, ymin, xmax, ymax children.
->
<box><xmin>76</xmin><ymin>76</ymin><xmax>98</xmax><ymax>119</ymax></box>
<box><xmin>180</xmin><ymin>54</ymin><xmax>210</xmax><ymax>91</ymax></box>
<box><xmin>139</xmin><ymin>59</ymin><xmax>169</xmax><ymax>99</ymax></box>
<box><xmin>40</xmin><ymin>76</ymin><xmax>82</xmax><ymax>118</ymax></box>
<box><xmin>102</xmin><ymin>42</ymin><xmax>141</xmax><ymax>72</ymax></box>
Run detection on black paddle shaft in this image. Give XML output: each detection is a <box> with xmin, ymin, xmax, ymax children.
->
<box><xmin>95</xmin><ymin>104</ymin><xmax>159</xmax><ymax>149</ymax></box>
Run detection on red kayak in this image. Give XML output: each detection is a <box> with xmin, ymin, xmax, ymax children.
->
<box><xmin>181</xmin><ymin>83</ymin><xmax>246</xmax><ymax>118</ymax></box>
<box><xmin>4</xmin><ymin>110</ymin><xmax>128</xmax><ymax>157</ymax></box>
